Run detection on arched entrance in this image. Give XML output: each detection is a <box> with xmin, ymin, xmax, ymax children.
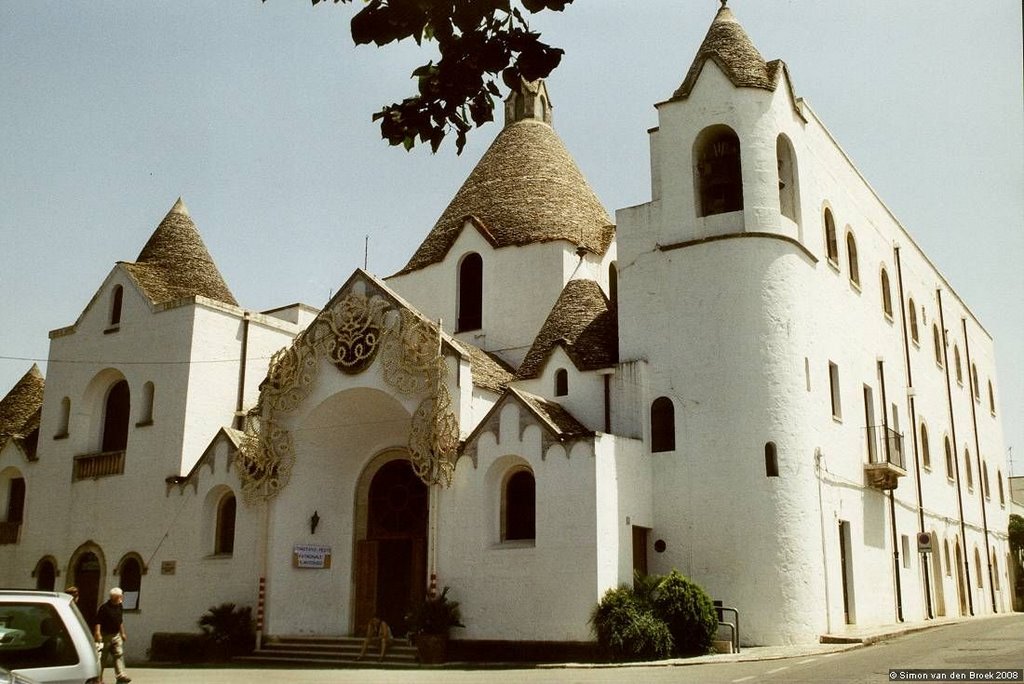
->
<box><xmin>70</xmin><ymin>548</ymin><xmax>104</xmax><ymax>627</ymax></box>
<box><xmin>353</xmin><ymin>456</ymin><xmax>428</xmax><ymax>636</ymax></box>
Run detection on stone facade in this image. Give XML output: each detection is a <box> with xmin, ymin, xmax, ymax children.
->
<box><xmin>0</xmin><ymin>4</ymin><xmax>1012</xmax><ymax>661</ymax></box>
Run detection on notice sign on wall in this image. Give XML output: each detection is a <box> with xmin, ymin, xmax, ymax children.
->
<box><xmin>293</xmin><ymin>544</ymin><xmax>332</xmax><ymax>569</ymax></box>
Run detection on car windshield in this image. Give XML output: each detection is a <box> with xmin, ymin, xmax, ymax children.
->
<box><xmin>0</xmin><ymin>603</ymin><xmax>79</xmax><ymax>671</ymax></box>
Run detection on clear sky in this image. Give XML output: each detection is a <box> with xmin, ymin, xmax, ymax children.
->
<box><xmin>1</xmin><ymin>1</ymin><xmax>1022</xmax><ymax>474</ymax></box>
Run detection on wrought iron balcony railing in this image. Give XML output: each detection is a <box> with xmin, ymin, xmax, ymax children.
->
<box><xmin>864</xmin><ymin>425</ymin><xmax>906</xmax><ymax>490</ymax></box>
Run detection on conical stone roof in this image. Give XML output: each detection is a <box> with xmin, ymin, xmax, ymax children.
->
<box><xmin>0</xmin><ymin>364</ymin><xmax>44</xmax><ymax>441</ymax></box>
<box><xmin>395</xmin><ymin>115</ymin><xmax>614</xmax><ymax>276</ymax></box>
<box><xmin>122</xmin><ymin>198</ymin><xmax>238</xmax><ymax>307</ymax></box>
<box><xmin>671</xmin><ymin>4</ymin><xmax>778</xmax><ymax>100</ymax></box>
<box><xmin>516</xmin><ymin>278</ymin><xmax>617</xmax><ymax>379</ymax></box>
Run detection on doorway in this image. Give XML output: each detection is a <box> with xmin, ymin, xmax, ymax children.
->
<box><xmin>71</xmin><ymin>551</ymin><xmax>102</xmax><ymax>627</ymax></box>
<box><xmin>353</xmin><ymin>458</ymin><xmax>427</xmax><ymax>636</ymax></box>
<box><xmin>839</xmin><ymin>520</ymin><xmax>855</xmax><ymax>624</ymax></box>
<box><xmin>930</xmin><ymin>532</ymin><xmax>946</xmax><ymax>617</ymax></box>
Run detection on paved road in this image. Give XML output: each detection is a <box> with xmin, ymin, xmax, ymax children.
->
<box><xmin>120</xmin><ymin>614</ymin><xmax>1024</xmax><ymax>683</ymax></box>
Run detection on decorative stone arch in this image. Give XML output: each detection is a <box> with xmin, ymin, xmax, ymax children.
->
<box><xmin>693</xmin><ymin>124</ymin><xmax>743</xmax><ymax>217</ymax></box>
<box><xmin>67</xmin><ymin>541</ymin><xmax>107</xmax><ymax>626</ymax></box>
<box><xmin>32</xmin><ymin>555</ymin><xmax>60</xmax><ymax>591</ymax></box>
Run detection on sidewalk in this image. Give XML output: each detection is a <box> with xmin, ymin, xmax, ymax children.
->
<box><xmin>543</xmin><ymin>612</ymin><xmax>1015</xmax><ymax>669</ymax></box>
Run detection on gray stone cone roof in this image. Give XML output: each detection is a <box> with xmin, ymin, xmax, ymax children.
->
<box><xmin>510</xmin><ymin>388</ymin><xmax>591</xmax><ymax>439</ymax></box>
<box><xmin>122</xmin><ymin>198</ymin><xmax>238</xmax><ymax>307</ymax></box>
<box><xmin>0</xmin><ymin>365</ymin><xmax>44</xmax><ymax>449</ymax></box>
<box><xmin>516</xmin><ymin>279</ymin><xmax>617</xmax><ymax>379</ymax></box>
<box><xmin>672</xmin><ymin>5</ymin><xmax>777</xmax><ymax>100</ymax></box>
<box><xmin>395</xmin><ymin>120</ymin><xmax>614</xmax><ymax>275</ymax></box>
<box><xmin>452</xmin><ymin>340</ymin><xmax>514</xmax><ymax>393</ymax></box>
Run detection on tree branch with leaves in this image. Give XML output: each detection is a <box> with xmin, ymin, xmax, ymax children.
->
<box><xmin>284</xmin><ymin>0</ymin><xmax>574</xmax><ymax>153</ymax></box>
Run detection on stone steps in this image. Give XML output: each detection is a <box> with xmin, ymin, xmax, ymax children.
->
<box><xmin>235</xmin><ymin>635</ymin><xmax>419</xmax><ymax>667</ymax></box>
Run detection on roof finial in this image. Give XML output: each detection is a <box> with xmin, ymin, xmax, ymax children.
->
<box><xmin>720</xmin><ymin>0</ymin><xmax>728</xmax><ymax>7</ymax></box>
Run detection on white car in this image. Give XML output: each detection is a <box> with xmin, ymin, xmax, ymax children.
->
<box><xmin>0</xmin><ymin>591</ymin><xmax>100</xmax><ymax>684</ymax></box>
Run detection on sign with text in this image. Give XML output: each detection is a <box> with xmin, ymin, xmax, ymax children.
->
<box><xmin>293</xmin><ymin>544</ymin><xmax>332</xmax><ymax>569</ymax></box>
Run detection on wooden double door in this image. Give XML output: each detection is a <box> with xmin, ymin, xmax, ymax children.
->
<box><xmin>353</xmin><ymin>459</ymin><xmax>427</xmax><ymax>636</ymax></box>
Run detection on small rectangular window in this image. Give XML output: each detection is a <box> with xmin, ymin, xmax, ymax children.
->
<box><xmin>901</xmin><ymin>535</ymin><xmax>911</xmax><ymax>569</ymax></box>
<box><xmin>829</xmin><ymin>362</ymin><xmax>842</xmax><ymax>420</ymax></box>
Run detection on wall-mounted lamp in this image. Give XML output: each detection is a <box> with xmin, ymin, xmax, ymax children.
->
<box><xmin>310</xmin><ymin>511</ymin><xmax>320</xmax><ymax>535</ymax></box>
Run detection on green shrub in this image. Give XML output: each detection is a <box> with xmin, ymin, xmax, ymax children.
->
<box><xmin>590</xmin><ymin>585</ymin><xmax>673</xmax><ymax>661</ymax></box>
<box><xmin>652</xmin><ymin>570</ymin><xmax>717</xmax><ymax>656</ymax></box>
<box><xmin>198</xmin><ymin>603</ymin><xmax>255</xmax><ymax>659</ymax></box>
<box><xmin>590</xmin><ymin>570</ymin><xmax>718</xmax><ymax>661</ymax></box>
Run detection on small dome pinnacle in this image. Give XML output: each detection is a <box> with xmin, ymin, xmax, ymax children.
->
<box><xmin>169</xmin><ymin>197</ymin><xmax>190</xmax><ymax>217</ymax></box>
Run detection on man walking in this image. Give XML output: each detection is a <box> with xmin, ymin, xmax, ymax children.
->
<box><xmin>94</xmin><ymin>587</ymin><xmax>131</xmax><ymax>683</ymax></box>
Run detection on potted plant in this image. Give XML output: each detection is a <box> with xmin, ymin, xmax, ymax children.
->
<box><xmin>405</xmin><ymin>586</ymin><xmax>464</xmax><ymax>664</ymax></box>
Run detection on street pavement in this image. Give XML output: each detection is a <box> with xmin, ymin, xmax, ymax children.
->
<box><xmin>118</xmin><ymin>612</ymin><xmax>1023</xmax><ymax>683</ymax></box>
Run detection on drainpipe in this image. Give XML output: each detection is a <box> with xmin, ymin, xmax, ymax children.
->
<box><xmin>961</xmin><ymin>316</ymin><xmax>996</xmax><ymax>613</ymax></box>
<box><xmin>878</xmin><ymin>358</ymin><xmax>904</xmax><ymax>622</ymax></box>
<box><xmin>894</xmin><ymin>246</ymin><xmax>932</xmax><ymax>619</ymax></box>
<box><xmin>936</xmin><ymin>290</ymin><xmax>974</xmax><ymax>615</ymax></box>
<box><xmin>234</xmin><ymin>312</ymin><xmax>251</xmax><ymax>431</ymax></box>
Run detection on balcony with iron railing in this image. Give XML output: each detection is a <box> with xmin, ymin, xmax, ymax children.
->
<box><xmin>73</xmin><ymin>450</ymin><xmax>126</xmax><ymax>481</ymax></box>
<box><xmin>864</xmin><ymin>425</ymin><xmax>906</xmax><ymax>490</ymax></box>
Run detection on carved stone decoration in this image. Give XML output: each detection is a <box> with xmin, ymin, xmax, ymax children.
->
<box><xmin>380</xmin><ymin>309</ymin><xmax>443</xmax><ymax>396</ymax></box>
<box><xmin>408</xmin><ymin>383</ymin><xmax>459</xmax><ymax>487</ymax></box>
<box><xmin>319</xmin><ymin>294</ymin><xmax>388</xmax><ymax>375</ymax></box>
<box><xmin>235</xmin><ymin>284</ymin><xmax>462</xmax><ymax>504</ymax></box>
<box><xmin>236</xmin><ymin>409</ymin><xmax>296</xmax><ymax>505</ymax></box>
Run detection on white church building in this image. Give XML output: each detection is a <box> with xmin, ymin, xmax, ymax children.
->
<box><xmin>1</xmin><ymin>4</ymin><xmax>1014</xmax><ymax>660</ymax></box>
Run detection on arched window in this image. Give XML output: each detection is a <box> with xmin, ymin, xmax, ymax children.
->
<box><xmin>954</xmin><ymin>346</ymin><xmax>963</xmax><ymax>384</ymax></box>
<box><xmin>908</xmin><ymin>298</ymin><xmax>919</xmax><ymax>343</ymax></box>
<box><xmin>998</xmin><ymin>470</ymin><xmax>1005</xmax><ymax>506</ymax></box>
<box><xmin>608</xmin><ymin>262</ymin><xmax>618</xmax><ymax>309</ymax></box>
<box><xmin>846</xmin><ymin>231</ymin><xmax>859</xmax><ymax>286</ymax></box>
<box><xmin>933</xmin><ymin>325</ymin><xmax>943</xmax><ymax>367</ymax></box>
<box><xmin>964</xmin><ymin>448</ymin><xmax>973</xmax><ymax>490</ymax></box>
<box><xmin>823</xmin><ymin>208</ymin><xmax>838</xmax><ymax>264</ymax></box>
<box><xmin>456</xmin><ymin>253</ymin><xmax>483</xmax><ymax>332</ymax></box>
<box><xmin>776</xmin><ymin>134</ymin><xmax>798</xmax><ymax>222</ymax></box>
<box><xmin>554</xmin><ymin>369</ymin><xmax>568</xmax><ymax>397</ymax></box>
<box><xmin>138</xmin><ymin>381</ymin><xmax>155</xmax><ymax>425</ymax></box>
<box><xmin>215</xmin><ymin>492</ymin><xmax>236</xmax><ymax>555</ymax></box>
<box><xmin>117</xmin><ymin>555</ymin><xmax>143</xmax><ymax>610</ymax></box>
<box><xmin>992</xmin><ymin>550</ymin><xmax>1000</xmax><ymax>590</ymax></box>
<box><xmin>988</xmin><ymin>381</ymin><xmax>995</xmax><ymax>414</ymax></box>
<box><xmin>503</xmin><ymin>469</ymin><xmax>535</xmax><ymax>541</ymax></box>
<box><xmin>943</xmin><ymin>540</ymin><xmax>951</xmax><ymax>576</ymax></box>
<box><xmin>971</xmin><ymin>364</ymin><xmax>980</xmax><ymax>401</ymax></box>
<box><xmin>650</xmin><ymin>397</ymin><xmax>675</xmax><ymax>453</ymax></box>
<box><xmin>101</xmin><ymin>380</ymin><xmax>130</xmax><ymax>453</ymax></box>
<box><xmin>982</xmin><ymin>461</ymin><xmax>990</xmax><ymax>499</ymax></box>
<box><xmin>764</xmin><ymin>442</ymin><xmax>779</xmax><ymax>477</ymax></box>
<box><xmin>1</xmin><ymin>474</ymin><xmax>26</xmax><ymax>545</ymax></box>
<box><xmin>695</xmin><ymin>125</ymin><xmax>743</xmax><ymax>217</ymax></box>
<box><xmin>56</xmin><ymin>397</ymin><xmax>71</xmax><ymax>438</ymax></box>
<box><xmin>34</xmin><ymin>557</ymin><xmax>57</xmax><ymax>591</ymax></box>
<box><xmin>920</xmin><ymin>424</ymin><xmax>931</xmax><ymax>470</ymax></box>
<box><xmin>880</xmin><ymin>269</ymin><xmax>893</xmax><ymax>318</ymax></box>
<box><xmin>974</xmin><ymin>547</ymin><xmax>983</xmax><ymax>589</ymax></box>
<box><xmin>109</xmin><ymin>285</ymin><xmax>123</xmax><ymax>327</ymax></box>
<box><xmin>944</xmin><ymin>437</ymin><xmax>954</xmax><ymax>481</ymax></box>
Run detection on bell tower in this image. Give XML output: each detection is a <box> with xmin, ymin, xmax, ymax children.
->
<box><xmin>504</xmin><ymin>79</ymin><xmax>553</xmax><ymax>127</ymax></box>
